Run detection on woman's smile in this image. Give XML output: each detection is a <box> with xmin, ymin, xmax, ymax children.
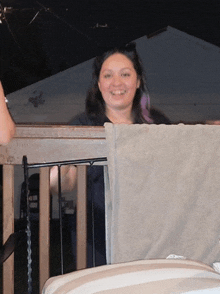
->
<box><xmin>110</xmin><ymin>90</ymin><xmax>126</xmax><ymax>95</ymax></box>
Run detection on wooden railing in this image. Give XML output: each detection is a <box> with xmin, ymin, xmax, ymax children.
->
<box><xmin>0</xmin><ymin>125</ymin><xmax>107</xmax><ymax>294</ymax></box>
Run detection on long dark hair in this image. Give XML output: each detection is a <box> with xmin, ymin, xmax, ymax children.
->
<box><xmin>86</xmin><ymin>42</ymin><xmax>148</xmax><ymax>124</ymax></box>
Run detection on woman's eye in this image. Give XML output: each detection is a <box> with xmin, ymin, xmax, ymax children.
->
<box><xmin>122</xmin><ymin>73</ymin><xmax>130</xmax><ymax>77</ymax></box>
<box><xmin>104</xmin><ymin>74</ymin><xmax>112</xmax><ymax>78</ymax></box>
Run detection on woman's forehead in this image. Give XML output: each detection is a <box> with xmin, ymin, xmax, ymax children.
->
<box><xmin>101</xmin><ymin>53</ymin><xmax>135</xmax><ymax>71</ymax></box>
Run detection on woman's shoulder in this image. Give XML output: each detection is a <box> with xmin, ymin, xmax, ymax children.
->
<box><xmin>69</xmin><ymin>112</ymin><xmax>95</xmax><ymax>126</ymax></box>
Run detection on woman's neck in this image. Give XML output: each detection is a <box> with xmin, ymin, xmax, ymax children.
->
<box><xmin>106</xmin><ymin>108</ymin><xmax>133</xmax><ymax>124</ymax></box>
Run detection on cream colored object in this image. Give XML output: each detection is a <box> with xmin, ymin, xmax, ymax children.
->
<box><xmin>104</xmin><ymin>123</ymin><xmax>220</xmax><ymax>266</ymax></box>
<box><xmin>43</xmin><ymin>259</ymin><xmax>220</xmax><ymax>293</ymax></box>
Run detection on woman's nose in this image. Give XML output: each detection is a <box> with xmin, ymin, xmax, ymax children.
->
<box><xmin>112</xmin><ymin>75</ymin><xmax>122</xmax><ymax>86</ymax></box>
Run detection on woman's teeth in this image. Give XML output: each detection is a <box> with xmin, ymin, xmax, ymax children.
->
<box><xmin>111</xmin><ymin>90</ymin><xmax>126</xmax><ymax>95</ymax></box>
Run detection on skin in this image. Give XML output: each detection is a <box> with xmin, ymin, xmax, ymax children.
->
<box><xmin>0</xmin><ymin>82</ymin><xmax>15</xmax><ymax>145</ymax></box>
<box><xmin>98</xmin><ymin>53</ymin><xmax>140</xmax><ymax>124</ymax></box>
<box><xmin>50</xmin><ymin>53</ymin><xmax>140</xmax><ymax>193</ymax></box>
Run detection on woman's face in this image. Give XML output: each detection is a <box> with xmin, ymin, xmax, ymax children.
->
<box><xmin>98</xmin><ymin>53</ymin><xmax>140</xmax><ymax>113</ymax></box>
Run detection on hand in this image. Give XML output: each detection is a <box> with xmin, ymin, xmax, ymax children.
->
<box><xmin>50</xmin><ymin>165</ymin><xmax>77</xmax><ymax>194</ymax></box>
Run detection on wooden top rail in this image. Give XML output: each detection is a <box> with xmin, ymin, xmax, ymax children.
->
<box><xmin>0</xmin><ymin>125</ymin><xmax>107</xmax><ymax>165</ymax></box>
<box><xmin>1</xmin><ymin>125</ymin><xmax>108</xmax><ymax>294</ymax></box>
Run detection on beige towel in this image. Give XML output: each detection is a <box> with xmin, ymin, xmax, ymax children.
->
<box><xmin>104</xmin><ymin>123</ymin><xmax>220</xmax><ymax>266</ymax></box>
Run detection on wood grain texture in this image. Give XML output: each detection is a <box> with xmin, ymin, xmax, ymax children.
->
<box><xmin>0</xmin><ymin>126</ymin><xmax>107</xmax><ymax>165</ymax></box>
<box><xmin>76</xmin><ymin>165</ymin><xmax>87</xmax><ymax>270</ymax></box>
<box><xmin>3</xmin><ymin>165</ymin><xmax>14</xmax><ymax>294</ymax></box>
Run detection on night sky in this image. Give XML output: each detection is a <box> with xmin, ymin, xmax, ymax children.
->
<box><xmin>1</xmin><ymin>0</ymin><xmax>220</xmax><ymax>94</ymax></box>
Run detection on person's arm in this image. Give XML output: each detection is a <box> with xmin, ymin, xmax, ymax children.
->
<box><xmin>50</xmin><ymin>112</ymin><xmax>91</xmax><ymax>194</ymax></box>
<box><xmin>0</xmin><ymin>82</ymin><xmax>15</xmax><ymax>145</ymax></box>
<box><xmin>50</xmin><ymin>165</ymin><xmax>77</xmax><ymax>194</ymax></box>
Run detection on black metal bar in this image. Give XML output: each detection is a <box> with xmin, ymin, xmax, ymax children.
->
<box><xmin>23</xmin><ymin>155</ymin><xmax>33</xmax><ymax>294</ymax></box>
<box><xmin>26</xmin><ymin>157</ymin><xmax>107</xmax><ymax>169</ymax></box>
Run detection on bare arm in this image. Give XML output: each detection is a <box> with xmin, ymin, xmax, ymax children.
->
<box><xmin>0</xmin><ymin>82</ymin><xmax>15</xmax><ymax>145</ymax></box>
<box><xmin>50</xmin><ymin>165</ymin><xmax>77</xmax><ymax>194</ymax></box>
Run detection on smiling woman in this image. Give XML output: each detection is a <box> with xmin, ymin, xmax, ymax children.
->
<box><xmin>98</xmin><ymin>53</ymin><xmax>140</xmax><ymax>123</ymax></box>
<box><xmin>50</xmin><ymin>42</ymin><xmax>150</xmax><ymax>268</ymax></box>
<box><xmin>0</xmin><ymin>82</ymin><xmax>15</xmax><ymax>145</ymax></box>
<box><xmin>84</xmin><ymin>42</ymin><xmax>148</xmax><ymax>125</ymax></box>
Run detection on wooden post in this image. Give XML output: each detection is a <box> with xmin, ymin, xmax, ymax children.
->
<box><xmin>3</xmin><ymin>165</ymin><xmax>14</xmax><ymax>294</ymax></box>
<box><xmin>39</xmin><ymin>167</ymin><xmax>50</xmax><ymax>292</ymax></box>
<box><xmin>76</xmin><ymin>165</ymin><xmax>87</xmax><ymax>270</ymax></box>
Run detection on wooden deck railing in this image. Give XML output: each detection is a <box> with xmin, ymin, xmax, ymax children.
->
<box><xmin>0</xmin><ymin>125</ymin><xmax>107</xmax><ymax>294</ymax></box>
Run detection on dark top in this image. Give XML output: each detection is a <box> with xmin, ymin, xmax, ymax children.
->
<box><xmin>69</xmin><ymin>112</ymin><xmax>111</xmax><ymax>126</ymax></box>
<box><xmin>69</xmin><ymin>112</ymin><xmax>111</xmax><ymax>267</ymax></box>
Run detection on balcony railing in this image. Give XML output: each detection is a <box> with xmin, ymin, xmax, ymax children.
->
<box><xmin>0</xmin><ymin>125</ymin><xmax>107</xmax><ymax>294</ymax></box>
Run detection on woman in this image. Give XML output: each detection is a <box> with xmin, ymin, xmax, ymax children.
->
<box><xmin>50</xmin><ymin>43</ymin><xmax>150</xmax><ymax>267</ymax></box>
<box><xmin>0</xmin><ymin>81</ymin><xmax>15</xmax><ymax>145</ymax></box>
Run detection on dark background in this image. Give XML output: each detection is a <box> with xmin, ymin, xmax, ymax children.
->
<box><xmin>1</xmin><ymin>0</ymin><xmax>220</xmax><ymax>95</ymax></box>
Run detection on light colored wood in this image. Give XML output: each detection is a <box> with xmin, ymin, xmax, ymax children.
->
<box><xmin>0</xmin><ymin>126</ymin><xmax>107</xmax><ymax>165</ymax></box>
<box><xmin>0</xmin><ymin>138</ymin><xmax>106</xmax><ymax>165</ymax></box>
<box><xmin>76</xmin><ymin>165</ymin><xmax>87</xmax><ymax>270</ymax></box>
<box><xmin>39</xmin><ymin>167</ymin><xmax>50</xmax><ymax>293</ymax></box>
<box><xmin>3</xmin><ymin>165</ymin><xmax>14</xmax><ymax>294</ymax></box>
<box><xmin>14</xmin><ymin>125</ymin><xmax>106</xmax><ymax>138</ymax></box>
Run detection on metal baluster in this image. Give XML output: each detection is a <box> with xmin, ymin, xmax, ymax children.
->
<box><xmin>23</xmin><ymin>156</ymin><xmax>32</xmax><ymax>294</ymax></box>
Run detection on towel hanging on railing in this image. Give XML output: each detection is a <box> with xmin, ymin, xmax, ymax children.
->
<box><xmin>104</xmin><ymin>123</ymin><xmax>220</xmax><ymax>266</ymax></box>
